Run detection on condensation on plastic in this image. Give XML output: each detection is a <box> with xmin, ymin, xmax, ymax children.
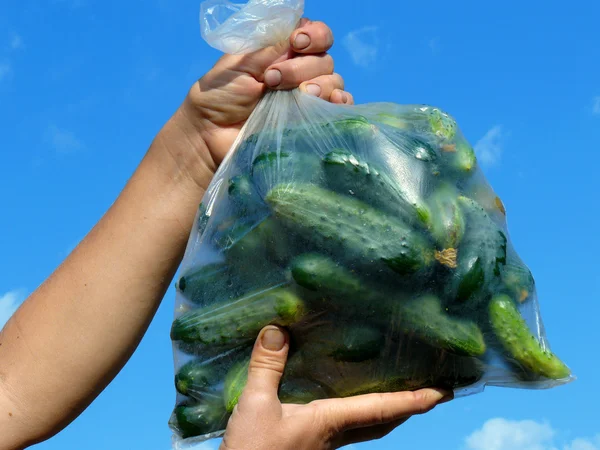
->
<box><xmin>170</xmin><ymin>1</ymin><xmax>574</xmax><ymax>447</ymax></box>
<box><xmin>200</xmin><ymin>0</ymin><xmax>304</xmax><ymax>54</ymax></box>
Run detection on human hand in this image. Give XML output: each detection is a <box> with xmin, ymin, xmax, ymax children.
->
<box><xmin>177</xmin><ymin>19</ymin><xmax>352</xmax><ymax>179</ymax></box>
<box><xmin>220</xmin><ymin>326</ymin><xmax>453</xmax><ymax>450</ymax></box>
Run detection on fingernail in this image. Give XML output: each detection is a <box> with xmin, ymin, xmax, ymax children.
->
<box><xmin>262</xmin><ymin>327</ymin><xmax>285</xmax><ymax>351</ymax></box>
<box><xmin>265</xmin><ymin>69</ymin><xmax>282</xmax><ymax>87</ymax></box>
<box><xmin>305</xmin><ymin>83</ymin><xmax>321</xmax><ymax>97</ymax></box>
<box><xmin>294</xmin><ymin>32</ymin><xmax>311</xmax><ymax>50</ymax></box>
<box><xmin>342</xmin><ymin>92</ymin><xmax>349</xmax><ymax>103</ymax></box>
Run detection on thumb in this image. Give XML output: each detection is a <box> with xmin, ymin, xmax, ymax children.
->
<box><xmin>243</xmin><ymin>326</ymin><xmax>290</xmax><ymax>398</ymax></box>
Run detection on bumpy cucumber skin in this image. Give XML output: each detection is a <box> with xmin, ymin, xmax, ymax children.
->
<box><xmin>176</xmin><ymin>262</ymin><xmax>239</xmax><ymax>306</ymax></box>
<box><xmin>266</xmin><ymin>184</ymin><xmax>437</xmax><ymax>275</ymax></box>
<box><xmin>401</xmin><ymin>296</ymin><xmax>486</xmax><ymax>357</ymax></box>
<box><xmin>171</xmin><ymin>288</ymin><xmax>306</xmax><ymax>346</ymax></box>
<box><xmin>291</xmin><ymin>254</ymin><xmax>485</xmax><ymax>356</ymax></box>
<box><xmin>171</xmin><ymin>403</ymin><xmax>228</xmax><ymax>439</ymax></box>
<box><xmin>429</xmin><ymin>108</ymin><xmax>457</xmax><ymax>141</ymax></box>
<box><xmin>323</xmin><ymin>149</ymin><xmax>430</xmax><ymax>227</ymax></box>
<box><xmin>448</xmin><ymin>196</ymin><xmax>508</xmax><ymax>305</ymax></box>
<box><xmin>489</xmin><ymin>295</ymin><xmax>570</xmax><ymax>380</ymax></box>
<box><xmin>426</xmin><ymin>183</ymin><xmax>465</xmax><ymax>249</ymax></box>
<box><xmin>175</xmin><ymin>361</ymin><xmax>221</xmax><ymax>398</ymax></box>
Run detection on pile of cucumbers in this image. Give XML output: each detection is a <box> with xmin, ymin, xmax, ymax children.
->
<box><xmin>168</xmin><ymin>106</ymin><xmax>571</xmax><ymax>440</ymax></box>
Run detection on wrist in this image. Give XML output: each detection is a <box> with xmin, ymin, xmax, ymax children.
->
<box><xmin>147</xmin><ymin>103</ymin><xmax>217</xmax><ymax>194</ymax></box>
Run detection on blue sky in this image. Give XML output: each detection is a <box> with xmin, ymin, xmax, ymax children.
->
<box><xmin>1</xmin><ymin>0</ymin><xmax>599</xmax><ymax>449</ymax></box>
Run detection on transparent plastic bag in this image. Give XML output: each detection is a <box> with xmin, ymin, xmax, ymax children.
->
<box><xmin>169</xmin><ymin>1</ymin><xmax>574</xmax><ymax>446</ymax></box>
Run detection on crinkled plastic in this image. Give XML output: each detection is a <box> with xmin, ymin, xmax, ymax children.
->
<box><xmin>169</xmin><ymin>1</ymin><xmax>574</xmax><ymax>446</ymax></box>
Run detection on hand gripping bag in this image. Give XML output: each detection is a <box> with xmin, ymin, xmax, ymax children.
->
<box><xmin>168</xmin><ymin>1</ymin><xmax>573</xmax><ymax>446</ymax></box>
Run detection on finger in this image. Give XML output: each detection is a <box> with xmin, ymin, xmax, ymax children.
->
<box><xmin>318</xmin><ymin>388</ymin><xmax>453</xmax><ymax>432</ymax></box>
<box><xmin>338</xmin><ymin>418</ymin><xmax>410</xmax><ymax>447</ymax></box>
<box><xmin>243</xmin><ymin>326</ymin><xmax>290</xmax><ymax>398</ymax></box>
<box><xmin>291</xmin><ymin>20</ymin><xmax>334</xmax><ymax>54</ymax></box>
<box><xmin>265</xmin><ymin>53</ymin><xmax>334</xmax><ymax>90</ymax></box>
<box><xmin>299</xmin><ymin>73</ymin><xmax>344</xmax><ymax>100</ymax></box>
<box><xmin>330</xmin><ymin>89</ymin><xmax>354</xmax><ymax>105</ymax></box>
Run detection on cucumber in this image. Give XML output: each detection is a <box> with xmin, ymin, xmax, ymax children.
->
<box><xmin>446</xmin><ymin>196</ymin><xmax>508</xmax><ymax>306</ymax></box>
<box><xmin>303</xmin><ymin>342</ymin><xmax>484</xmax><ymax>398</ymax></box>
<box><xmin>223</xmin><ymin>358</ymin><xmax>249</xmax><ymax>413</ymax></box>
<box><xmin>223</xmin><ymin>217</ymin><xmax>297</xmax><ymax>268</ymax></box>
<box><xmin>290</xmin><ymin>254</ymin><xmax>486</xmax><ymax>356</ymax></box>
<box><xmin>278</xmin><ymin>377</ymin><xmax>330</xmax><ymax>404</ymax></box>
<box><xmin>197</xmin><ymin>202</ymin><xmax>210</xmax><ymax>234</ymax></box>
<box><xmin>426</xmin><ymin>183</ymin><xmax>465</xmax><ymax>249</ymax></box>
<box><xmin>175</xmin><ymin>262</ymin><xmax>243</xmax><ymax>306</ymax></box>
<box><xmin>428</xmin><ymin>108</ymin><xmax>457</xmax><ymax>141</ymax></box>
<box><xmin>223</xmin><ymin>354</ymin><xmax>314</xmax><ymax>412</ymax></box>
<box><xmin>228</xmin><ymin>174</ymin><xmax>267</xmax><ymax>218</ymax></box>
<box><xmin>500</xmin><ymin>262</ymin><xmax>535</xmax><ymax>304</ymax></box>
<box><xmin>266</xmin><ymin>184</ymin><xmax>455</xmax><ymax>275</ymax></box>
<box><xmin>251</xmin><ymin>151</ymin><xmax>324</xmax><ymax>195</ymax></box>
<box><xmin>299</xmin><ymin>324</ymin><xmax>384</xmax><ymax>363</ymax></box>
<box><xmin>169</xmin><ymin>398</ymin><xmax>229</xmax><ymax>439</ymax></box>
<box><xmin>322</xmin><ymin>149</ymin><xmax>430</xmax><ymax>226</ymax></box>
<box><xmin>489</xmin><ymin>295</ymin><xmax>570</xmax><ymax>380</ymax></box>
<box><xmin>440</xmin><ymin>141</ymin><xmax>477</xmax><ymax>174</ymax></box>
<box><xmin>400</xmin><ymin>295</ymin><xmax>486</xmax><ymax>357</ymax></box>
<box><xmin>171</xmin><ymin>287</ymin><xmax>306</xmax><ymax>347</ymax></box>
<box><xmin>174</xmin><ymin>348</ymin><xmax>247</xmax><ymax>399</ymax></box>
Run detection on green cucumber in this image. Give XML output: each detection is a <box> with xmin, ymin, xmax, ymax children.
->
<box><xmin>322</xmin><ymin>149</ymin><xmax>430</xmax><ymax>226</ymax></box>
<box><xmin>303</xmin><ymin>343</ymin><xmax>484</xmax><ymax>398</ymax></box>
<box><xmin>169</xmin><ymin>398</ymin><xmax>229</xmax><ymax>439</ymax></box>
<box><xmin>266</xmin><ymin>184</ymin><xmax>454</xmax><ymax>275</ymax></box>
<box><xmin>175</xmin><ymin>262</ymin><xmax>242</xmax><ymax>306</ymax></box>
<box><xmin>223</xmin><ymin>217</ymin><xmax>297</xmax><ymax>268</ymax></box>
<box><xmin>227</xmin><ymin>174</ymin><xmax>267</xmax><ymax>218</ymax></box>
<box><xmin>426</xmin><ymin>183</ymin><xmax>466</xmax><ymax>249</ymax></box>
<box><xmin>278</xmin><ymin>377</ymin><xmax>330</xmax><ymax>404</ymax></box>
<box><xmin>428</xmin><ymin>108</ymin><xmax>457</xmax><ymax>141</ymax></box>
<box><xmin>400</xmin><ymin>295</ymin><xmax>486</xmax><ymax>357</ymax></box>
<box><xmin>446</xmin><ymin>196</ymin><xmax>507</xmax><ymax>306</ymax></box>
<box><xmin>251</xmin><ymin>151</ymin><xmax>324</xmax><ymax>194</ymax></box>
<box><xmin>171</xmin><ymin>287</ymin><xmax>306</xmax><ymax>347</ymax></box>
<box><xmin>197</xmin><ymin>202</ymin><xmax>210</xmax><ymax>234</ymax></box>
<box><xmin>290</xmin><ymin>254</ymin><xmax>486</xmax><ymax>356</ymax></box>
<box><xmin>500</xmin><ymin>262</ymin><xmax>535</xmax><ymax>304</ymax></box>
<box><xmin>223</xmin><ymin>354</ymin><xmax>313</xmax><ymax>412</ymax></box>
<box><xmin>440</xmin><ymin>141</ymin><xmax>477</xmax><ymax>174</ymax></box>
<box><xmin>299</xmin><ymin>324</ymin><xmax>384</xmax><ymax>363</ymax></box>
<box><xmin>174</xmin><ymin>348</ymin><xmax>246</xmax><ymax>399</ymax></box>
<box><xmin>489</xmin><ymin>295</ymin><xmax>570</xmax><ymax>380</ymax></box>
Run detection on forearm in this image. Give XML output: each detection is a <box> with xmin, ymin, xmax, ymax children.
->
<box><xmin>0</xmin><ymin>107</ymin><xmax>214</xmax><ymax>449</ymax></box>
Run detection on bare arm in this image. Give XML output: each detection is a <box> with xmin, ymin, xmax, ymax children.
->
<box><xmin>0</xmin><ymin>20</ymin><xmax>346</xmax><ymax>449</ymax></box>
<box><xmin>0</xmin><ymin>109</ymin><xmax>213</xmax><ymax>448</ymax></box>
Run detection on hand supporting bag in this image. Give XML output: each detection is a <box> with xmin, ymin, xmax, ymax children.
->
<box><xmin>168</xmin><ymin>1</ymin><xmax>574</xmax><ymax>446</ymax></box>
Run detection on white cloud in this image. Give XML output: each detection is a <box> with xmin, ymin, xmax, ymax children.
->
<box><xmin>343</xmin><ymin>26</ymin><xmax>380</xmax><ymax>68</ymax></box>
<box><xmin>474</xmin><ymin>125</ymin><xmax>504</xmax><ymax>167</ymax></box>
<box><xmin>465</xmin><ymin>418</ymin><xmax>599</xmax><ymax>450</ymax></box>
<box><xmin>46</xmin><ymin>124</ymin><xmax>84</xmax><ymax>153</ymax></box>
<box><xmin>592</xmin><ymin>97</ymin><xmax>600</xmax><ymax>115</ymax></box>
<box><xmin>0</xmin><ymin>290</ymin><xmax>27</xmax><ymax>331</ymax></box>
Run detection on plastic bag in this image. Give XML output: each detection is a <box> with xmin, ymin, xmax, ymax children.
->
<box><xmin>169</xmin><ymin>1</ymin><xmax>573</xmax><ymax>446</ymax></box>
